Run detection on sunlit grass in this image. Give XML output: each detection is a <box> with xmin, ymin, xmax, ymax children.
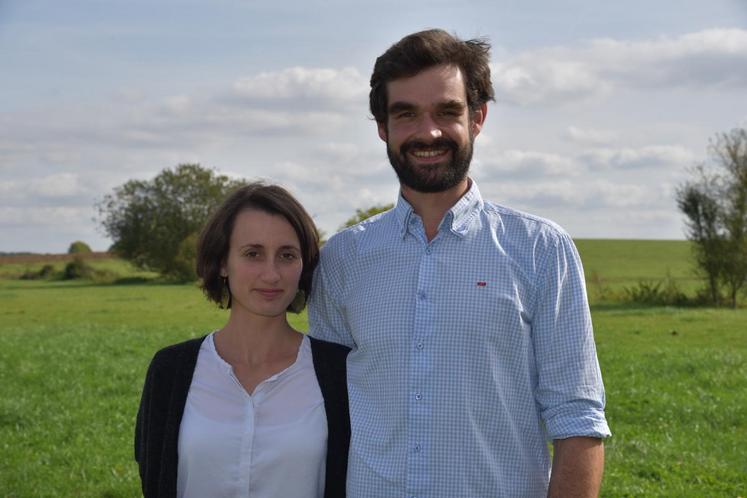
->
<box><xmin>0</xmin><ymin>245</ymin><xmax>745</xmax><ymax>496</ymax></box>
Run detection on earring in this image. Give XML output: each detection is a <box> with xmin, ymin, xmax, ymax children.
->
<box><xmin>221</xmin><ymin>275</ymin><xmax>232</xmax><ymax>309</ymax></box>
<box><xmin>288</xmin><ymin>289</ymin><xmax>306</xmax><ymax>313</ymax></box>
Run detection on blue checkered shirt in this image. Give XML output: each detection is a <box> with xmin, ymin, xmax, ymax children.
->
<box><xmin>309</xmin><ymin>181</ymin><xmax>610</xmax><ymax>497</ymax></box>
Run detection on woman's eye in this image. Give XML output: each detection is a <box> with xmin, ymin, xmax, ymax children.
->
<box><xmin>280</xmin><ymin>252</ymin><xmax>298</xmax><ymax>261</ymax></box>
<box><xmin>244</xmin><ymin>251</ymin><xmax>259</xmax><ymax>258</ymax></box>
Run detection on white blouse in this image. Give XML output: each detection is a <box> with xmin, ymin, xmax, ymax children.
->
<box><xmin>176</xmin><ymin>333</ymin><xmax>327</xmax><ymax>498</ymax></box>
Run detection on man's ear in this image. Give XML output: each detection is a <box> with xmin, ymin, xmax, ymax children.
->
<box><xmin>377</xmin><ymin>121</ymin><xmax>388</xmax><ymax>142</ymax></box>
<box><xmin>470</xmin><ymin>103</ymin><xmax>488</xmax><ymax>137</ymax></box>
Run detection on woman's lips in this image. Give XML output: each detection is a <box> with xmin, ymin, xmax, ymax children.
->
<box><xmin>255</xmin><ymin>289</ymin><xmax>284</xmax><ymax>299</ymax></box>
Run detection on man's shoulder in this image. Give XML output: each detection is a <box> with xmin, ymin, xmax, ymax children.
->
<box><xmin>480</xmin><ymin>200</ymin><xmax>570</xmax><ymax>244</ymax></box>
<box><xmin>323</xmin><ymin>208</ymin><xmax>399</xmax><ymax>255</ymax></box>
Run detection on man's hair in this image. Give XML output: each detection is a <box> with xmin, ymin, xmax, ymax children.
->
<box><xmin>369</xmin><ymin>29</ymin><xmax>495</xmax><ymax>124</ymax></box>
<box><xmin>196</xmin><ymin>182</ymin><xmax>319</xmax><ymax>313</ymax></box>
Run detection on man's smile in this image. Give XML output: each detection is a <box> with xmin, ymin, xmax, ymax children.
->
<box><xmin>410</xmin><ymin>148</ymin><xmax>449</xmax><ymax>160</ymax></box>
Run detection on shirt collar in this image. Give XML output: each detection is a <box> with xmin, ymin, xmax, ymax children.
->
<box><xmin>394</xmin><ymin>179</ymin><xmax>484</xmax><ymax>239</ymax></box>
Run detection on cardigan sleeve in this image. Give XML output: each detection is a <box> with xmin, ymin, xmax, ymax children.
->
<box><xmin>310</xmin><ymin>337</ymin><xmax>351</xmax><ymax>498</ymax></box>
<box><xmin>135</xmin><ymin>348</ymin><xmax>172</xmax><ymax>496</ymax></box>
<box><xmin>134</xmin><ymin>337</ymin><xmax>205</xmax><ymax>498</ymax></box>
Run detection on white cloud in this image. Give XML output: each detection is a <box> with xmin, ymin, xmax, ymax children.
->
<box><xmin>231</xmin><ymin>67</ymin><xmax>368</xmax><ymax>107</ymax></box>
<box><xmin>580</xmin><ymin>145</ymin><xmax>695</xmax><ymax>170</ymax></box>
<box><xmin>478</xmin><ymin>149</ymin><xmax>580</xmax><ymax>177</ymax></box>
<box><xmin>480</xmin><ymin>178</ymin><xmax>657</xmax><ymax>210</ymax></box>
<box><xmin>492</xmin><ymin>59</ymin><xmax>606</xmax><ymax>106</ymax></box>
<box><xmin>565</xmin><ymin>126</ymin><xmax>618</xmax><ymax>146</ymax></box>
<box><xmin>493</xmin><ymin>28</ymin><xmax>747</xmax><ymax>106</ymax></box>
<box><xmin>0</xmin><ymin>206</ymin><xmax>88</xmax><ymax>226</ymax></box>
<box><xmin>31</xmin><ymin>173</ymin><xmax>85</xmax><ymax>197</ymax></box>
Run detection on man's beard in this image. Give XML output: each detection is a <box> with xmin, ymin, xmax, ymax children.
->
<box><xmin>386</xmin><ymin>135</ymin><xmax>474</xmax><ymax>193</ymax></box>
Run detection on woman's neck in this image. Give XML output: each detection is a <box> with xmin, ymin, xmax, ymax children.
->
<box><xmin>214</xmin><ymin>309</ymin><xmax>301</xmax><ymax>368</ymax></box>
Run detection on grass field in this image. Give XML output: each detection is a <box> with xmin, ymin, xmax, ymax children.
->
<box><xmin>1</xmin><ymin>243</ymin><xmax>745</xmax><ymax>497</ymax></box>
<box><xmin>574</xmin><ymin>239</ymin><xmax>701</xmax><ymax>302</ymax></box>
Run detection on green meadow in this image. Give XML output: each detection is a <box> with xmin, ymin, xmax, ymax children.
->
<box><xmin>0</xmin><ymin>241</ymin><xmax>745</xmax><ymax>497</ymax></box>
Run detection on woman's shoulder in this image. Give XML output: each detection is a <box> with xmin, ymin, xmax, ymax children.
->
<box><xmin>308</xmin><ymin>336</ymin><xmax>351</xmax><ymax>358</ymax></box>
<box><xmin>148</xmin><ymin>335</ymin><xmax>208</xmax><ymax>372</ymax></box>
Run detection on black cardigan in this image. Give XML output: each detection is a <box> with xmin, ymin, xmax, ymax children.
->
<box><xmin>135</xmin><ymin>335</ymin><xmax>350</xmax><ymax>498</ymax></box>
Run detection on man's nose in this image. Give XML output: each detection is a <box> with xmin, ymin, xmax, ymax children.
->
<box><xmin>416</xmin><ymin>113</ymin><xmax>442</xmax><ymax>141</ymax></box>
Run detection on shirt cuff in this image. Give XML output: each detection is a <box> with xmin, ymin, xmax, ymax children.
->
<box><xmin>544</xmin><ymin>404</ymin><xmax>612</xmax><ymax>440</ymax></box>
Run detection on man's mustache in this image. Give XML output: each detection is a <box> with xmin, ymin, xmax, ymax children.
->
<box><xmin>399</xmin><ymin>137</ymin><xmax>459</xmax><ymax>156</ymax></box>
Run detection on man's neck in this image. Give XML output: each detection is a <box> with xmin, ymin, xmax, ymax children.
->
<box><xmin>401</xmin><ymin>178</ymin><xmax>470</xmax><ymax>241</ymax></box>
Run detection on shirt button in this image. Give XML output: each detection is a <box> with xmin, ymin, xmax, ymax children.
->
<box><xmin>416</xmin><ymin>342</ymin><xmax>424</xmax><ymax>350</ymax></box>
<box><xmin>415</xmin><ymin>393</ymin><xmax>422</xmax><ymax>401</ymax></box>
<box><xmin>425</xmin><ymin>247</ymin><xmax>432</xmax><ymax>255</ymax></box>
<box><xmin>414</xmin><ymin>443</ymin><xmax>421</xmax><ymax>453</ymax></box>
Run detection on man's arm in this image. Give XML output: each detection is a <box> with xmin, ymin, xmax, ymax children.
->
<box><xmin>548</xmin><ymin>436</ymin><xmax>605</xmax><ymax>498</ymax></box>
<box><xmin>307</xmin><ymin>240</ymin><xmax>356</xmax><ymax>348</ymax></box>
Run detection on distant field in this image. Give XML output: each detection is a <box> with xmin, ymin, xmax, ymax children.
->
<box><xmin>1</xmin><ymin>242</ymin><xmax>744</xmax><ymax>497</ymax></box>
<box><xmin>0</xmin><ymin>253</ymin><xmax>158</xmax><ymax>281</ymax></box>
<box><xmin>574</xmin><ymin>239</ymin><xmax>701</xmax><ymax>302</ymax></box>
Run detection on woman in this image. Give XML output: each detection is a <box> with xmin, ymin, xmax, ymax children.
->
<box><xmin>135</xmin><ymin>183</ymin><xmax>349</xmax><ymax>497</ymax></box>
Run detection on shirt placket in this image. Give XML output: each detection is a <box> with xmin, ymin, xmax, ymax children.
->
<box><xmin>406</xmin><ymin>222</ymin><xmax>437</xmax><ymax>498</ymax></box>
<box><xmin>235</xmin><ymin>378</ymin><xmax>259</xmax><ymax>497</ymax></box>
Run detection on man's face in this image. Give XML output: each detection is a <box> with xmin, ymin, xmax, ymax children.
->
<box><xmin>378</xmin><ymin>64</ymin><xmax>486</xmax><ymax>193</ymax></box>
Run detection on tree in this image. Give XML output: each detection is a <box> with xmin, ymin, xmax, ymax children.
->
<box><xmin>96</xmin><ymin>164</ymin><xmax>246</xmax><ymax>278</ymax></box>
<box><xmin>676</xmin><ymin>168</ymin><xmax>724</xmax><ymax>304</ymax></box>
<box><xmin>172</xmin><ymin>232</ymin><xmax>199</xmax><ymax>282</ymax></box>
<box><xmin>339</xmin><ymin>203</ymin><xmax>394</xmax><ymax>230</ymax></box>
<box><xmin>68</xmin><ymin>240</ymin><xmax>92</xmax><ymax>254</ymax></box>
<box><xmin>676</xmin><ymin>128</ymin><xmax>747</xmax><ymax>307</ymax></box>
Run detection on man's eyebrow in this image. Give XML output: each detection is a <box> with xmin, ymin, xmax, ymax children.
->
<box><xmin>388</xmin><ymin>101</ymin><xmax>417</xmax><ymax>114</ymax></box>
<box><xmin>437</xmin><ymin>100</ymin><xmax>467</xmax><ymax>111</ymax></box>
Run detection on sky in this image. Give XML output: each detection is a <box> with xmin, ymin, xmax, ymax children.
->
<box><xmin>1</xmin><ymin>0</ymin><xmax>746</xmax><ymax>253</ymax></box>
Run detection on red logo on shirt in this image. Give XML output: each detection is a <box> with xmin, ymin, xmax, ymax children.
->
<box><xmin>477</xmin><ymin>281</ymin><xmax>487</xmax><ymax>287</ymax></box>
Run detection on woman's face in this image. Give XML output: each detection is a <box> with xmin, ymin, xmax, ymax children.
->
<box><xmin>221</xmin><ymin>209</ymin><xmax>303</xmax><ymax>320</ymax></box>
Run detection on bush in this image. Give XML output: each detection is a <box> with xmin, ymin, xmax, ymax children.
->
<box><xmin>63</xmin><ymin>257</ymin><xmax>94</xmax><ymax>280</ymax></box>
<box><xmin>171</xmin><ymin>233</ymin><xmax>198</xmax><ymax>282</ymax></box>
<box><xmin>67</xmin><ymin>241</ymin><xmax>92</xmax><ymax>254</ymax></box>
<box><xmin>20</xmin><ymin>264</ymin><xmax>57</xmax><ymax>280</ymax></box>
<box><xmin>623</xmin><ymin>275</ymin><xmax>690</xmax><ymax>306</ymax></box>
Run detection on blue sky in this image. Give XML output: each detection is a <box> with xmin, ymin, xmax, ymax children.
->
<box><xmin>1</xmin><ymin>0</ymin><xmax>746</xmax><ymax>252</ymax></box>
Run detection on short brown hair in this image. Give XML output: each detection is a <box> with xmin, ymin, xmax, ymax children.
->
<box><xmin>196</xmin><ymin>182</ymin><xmax>319</xmax><ymax>313</ymax></box>
<box><xmin>369</xmin><ymin>29</ymin><xmax>495</xmax><ymax>124</ymax></box>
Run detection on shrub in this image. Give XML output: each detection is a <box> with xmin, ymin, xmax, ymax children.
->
<box><xmin>623</xmin><ymin>274</ymin><xmax>690</xmax><ymax>306</ymax></box>
<box><xmin>171</xmin><ymin>233</ymin><xmax>198</xmax><ymax>282</ymax></box>
<box><xmin>67</xmin><ymin>241</ymin><xmax>92</xmax><ymax>254</ymax></box>
<box><xmin>63</xmin><ymin>257</ymin><xmax>94</xmax><ymax>280</ymax></box>
<box><xmin>20</xmin><ymin>264</ymin><xmax>58</xmax><ymax>280</ymax></box>
<box><xmin>39</xmin><ymin>264</ymin><xmax>56</xmax><ymax>278</ymax></box>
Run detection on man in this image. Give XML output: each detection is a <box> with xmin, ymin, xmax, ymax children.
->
<box><xmin>309</xmin><ymin>29</ymin><xmax>610</xmax><ymax>497</ymax></box>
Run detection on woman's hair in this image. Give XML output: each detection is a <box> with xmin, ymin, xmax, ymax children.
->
<box><xmin>196</xmin><ymin>182</ymin><xmax>320</xmax><ymax>312</ymax></box>
<box><xmin>369</xmin><ymin>29</ymin><xmax>495</xmax><ymax>124</ymax></box>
